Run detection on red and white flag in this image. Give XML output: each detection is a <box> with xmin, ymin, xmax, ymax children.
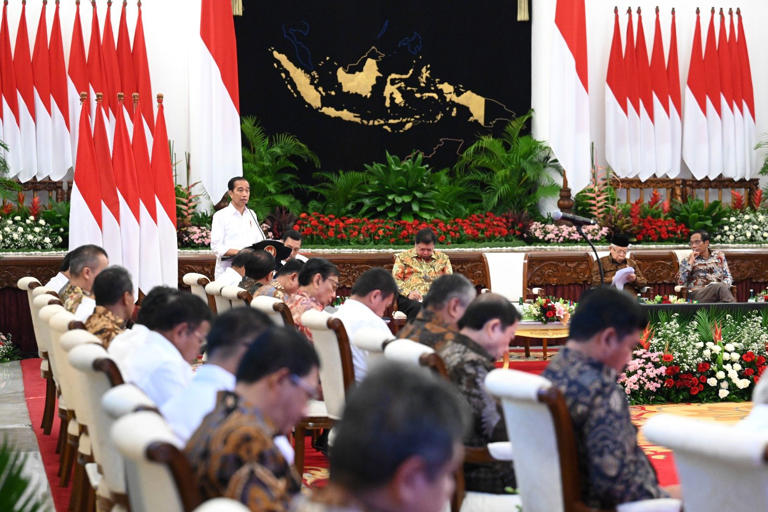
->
<box><xmin>624</xmin><ymin>10</ymin><xmax>642</xmax><ymax>177</ymax></box>
<box><xmin>0</xmin><ymin>1</ymin><xmax>21</xmax><ymax>178</ymax></box>
<box><xmin>152</xmin><ymin>94</ymin><xmax>178</xmax><ymax>288</ymax></box>
<box><xmin>703</xmin><ymin>9</ymin><xmax>722</xmax><ymax>179</ymax></box>
<box><xmin>13</xmin><ymin>3</ymin><xmax>37</xmax><ymax>182</ymax></box>
<box><xmin>132</xmin><ymin>95</ymin><xmax>163</xmax><ymax>294</ymax></box>
<box><xmin>93</xmin><ymin>96</ymin><xmax>122</xmax><ymax>266</ymax></box>
<box><xmin>737</xmin><ymin>9</ymin><xmax>755</xmax><ymax>179</ymax></box>
<box><xmin>69</xmin><ymin>94</ymin><xmax>102</xmax><ymax>250</ymax></box>
<box><xmin>133</xmin><ymin>4</ymin><xmax>154</xmax><ymax>145</ymax></box>
<box><xmin>717</xmin><ymin>9</ymin><xmax>736</xmax><ymax>180</ymax></box>
<box><xmin>682</xmin><ymin>9</ymin><xmax>709</xmax><ymax>180</ymax></box>
<box><xmin>727</xmin><ymin>10</ymin><xmax>745</xmax><ymax>180</ymax></box>
<box><xmin>112</xmin><ymin>95</ymin><xmax>141</xmax><ymax>293</ymax></box>
<box><xmin>667</xmin><ymin>8</ymin><xmax>682</xmax><ymax>178</ymax></box>
<box><xmin>48</xmin><ymin>0</ymin><xmax>73</xmax><ymax>181</ymax></box>
<box><xmin>32</xmin><ymin>2</ymin><xmax>53</xmax><ymax>180</ymax></box>
<box><xmin>604</xmin><ymin>8</ymin><xmax>630</xmax><ymax>177</ymax></box>
<box><xmin>101</xmin><ymin>0</ymin><xmax>122</xmax><ymax>132</ymax></box>
<box><xmin>116</xmin><ymin>0</ymin><xmax>136</xmax><ymax>112</ymax></box>
<box><xmin>650</xmin><ymin>8</ymin><xmax>671</xmax><ymax>178</ymax></box>
<box><xmin>190</xmin><ymin>0</ymin><xmax>243</xmax><ymax>203</ymax></box>
<box><xmin>67</xmin><ymin>2</ymin><xmax>88</xmax><ymax>161</ymax></box>
<box><xmin>634</xmin><ymin>9</ymin><xmax>656</xmax><ymax>180</ymax></box>
<box><xmin>86</xmin><ymin>3</ymin><xmax>106</xmax><ymax>124</ymax></box>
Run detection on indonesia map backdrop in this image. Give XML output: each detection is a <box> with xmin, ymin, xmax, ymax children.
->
<box><xmin>234</xmin><ymin>0</ymin><xmax>532</xmax><ymax>177</ymax></box>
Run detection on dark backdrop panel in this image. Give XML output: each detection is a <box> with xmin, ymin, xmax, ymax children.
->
<box><xmin>235</xmin><ymin>0</ymin><xmax>532</xmax><ymax>179</ymax></box>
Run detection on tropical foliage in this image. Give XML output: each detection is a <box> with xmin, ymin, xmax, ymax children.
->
<box><xmin>669</xmin><ymin>198</ymin><xmax>730</xmax><ymax>233</ymax></box>
<box><xmin>0</xmin><ymin>440</ymin><xmax>47</xmax><ymax>511</ymax></box>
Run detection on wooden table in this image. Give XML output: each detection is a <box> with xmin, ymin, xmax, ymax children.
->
<box><xmin>511</xmin><ymin>321</ymin><xmax>569</xmax><ymax>361</ymax></box>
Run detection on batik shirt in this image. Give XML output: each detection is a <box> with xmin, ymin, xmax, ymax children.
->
<box><xmin>285</xmin><ymin>290</ymin><xmax>324</xmax><ymax>340</ymax></box>
<box><xmin>185</xmin><ymin>391</ymin><xmax>302</xmax><ymax>511</ymax></box>
<box><xmin>438</xmin><ymin>333</ymin><xmax>515</xmax><ymax>494</ymax></box>
<box><xmin>290</xmin><ymin>485</ymin><xmax>366</xmax><ymax>512</ymax></box>
<box><xmin>61</xmin><ymin>283</ymin><xmax>87</xmax><ymax>314</ymax></box>
<box><xmin>591</xmin><ymin>256</ymin><xmax>648</xmax><ymax>292</ymax></box>
<box><xmin>253</xmin><ymin>279</ymin><xmax>288</xmax><ymax>301</ymax></box>
<box><xmin>397</xmin><ymin>308</ymin><xmax>457</xmax><ymax>351</ymax></box>
<box><xmin>392</xmin><ymin>248</ymin><xmax>452</xmax><ymax>297</ymax></box>
<box><xmin>238</xmin><ymin>276</ymin><xmax>264</xmax><ymax>296</ymax></box>
<box><xmin>541</xmin><ymin>347</ymin><xmax>666</xmax><ymax>508</ymax></box>
<box><xmin>677</xmin><ymin>250</ymin><xmax>732</xmax><ymax>291</ymax></box>
<box><xmin>84</xmin><ymin>306</ymin><xmax>126</xmax><ymax>348</ymax></box>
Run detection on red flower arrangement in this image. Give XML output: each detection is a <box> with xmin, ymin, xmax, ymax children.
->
<box><xmin>634</xmin><ymin>217</ymin><xmax>689</xmax><ymax>242</ymax></box>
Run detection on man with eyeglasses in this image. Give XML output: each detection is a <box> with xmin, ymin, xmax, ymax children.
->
<box><xmin>677</xmin><ymin>230</ymin><xmax>735</xmax><ymax>302</ymax></box>
<box><xmin>185</xmin><ymin>327</ymin><xmax>319</xmax><ymax>511</ymax></box>
<box><xmin>591</xmin><ymin>233</ymin><xmax>647</xmax><ymax>293</ymax></box>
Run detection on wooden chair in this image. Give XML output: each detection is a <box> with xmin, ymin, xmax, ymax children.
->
<box><xmin>485</xmin><ymin>369</ymin><xmax>681</xmax><ymax>512</ymax></box>
<box><xmin>183</xmin><ymin>272</ymin><xmax>215</xmax><ymax>310</ymax></box>
<box><xmin>30</xmin><ymin>291</ymin><xmax>62</xmax><ymax>434</ymax></box>
<box><xmin>112</xmin><ymin>410</ymin><xmax>202</xmax><ymax>512</ymax></box>
<box><xmin>481</xmin><ymin>253</ymin><xmax>528</xmax><ymax>302</ymax></box>
<box><xmin>297</xmin><ymin>309</ymin><xmax>356</xmax><ymax>474</ymax></box>
<box><xmin>250</xmin><ymin>295</ymin><xmax>294</xmax><ymax>327</ymax></box>
<box><xmin>348</xmin><ymin>326</ymin><xmax>394</xmax><ymax>367</ymax></box>
<box><xmin>203</xmin><ymin>280</ymin><xmax>227</xmax><ymax>313</ymax></box>
<box><xmin>220</xmin><ymin>285</ymin><xmax>252</xmax><ymax>308</ymax></box>
<box><xmin>645</xmin><ymin>414</ymin><xmax>768</xmax><ymax>512</ymax></box>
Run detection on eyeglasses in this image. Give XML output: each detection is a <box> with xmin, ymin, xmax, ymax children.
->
<box><xmin>289</xmin><ymin>374</ymin><xmax>319</xmax><ymax>400</ymax></box>
<box><xmin>689</xmin><ymin>240</ymin><xmax>705</xmax><ymax>246</ymax></box>
<box><xmin>188</xmin><ymin>328</ymin><xmax>208</xmax><ymax>344</ymax></box>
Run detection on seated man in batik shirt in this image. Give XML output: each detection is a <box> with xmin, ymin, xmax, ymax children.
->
<box><xmin>84</xmin><ymin>266</ymin><xmax>134</xmax><ymax>348</ymax></box>
<box><xmin>677</xmin><ymin>229</ymin><xmax>735</xmax><ymax>302</ymax></box>
<box><xmin>237</xmin><ymin>250</ymin><xmax>275</xmax><ymax>295</ymax></box>
<box><xmin>253</xmin><ymin>259</ymin><xmax>303</xmax><ymax>301</ymax></box>
<box><xmin>392</xmin><ymin>228</ymin><xmax>452</xmax><ymax>301</ymax></box>
<box><xmin>591</xmin><ymin>233</ymin><xmax>647</xmax><ymax>292</ymax></box>
<box><xmin>284</xmin><ymin>258</ymin><xmax>339</xmax><ymax>339</ymax></box>
<box><xmin>437</xmin><ymin>293</ymin><xmax>520</xmax><ymax>494</ymax></box>
<box><xmin>60</xmin><ymin>244</ymin><xmax>109</xmax><ymax>321</ymax></box>
<box><xmin>185</xmin><ymin>327</ymin><xmax>319</xmax><ymax>511</ymax></box>
<box><xmin>542</xmin><ymin>287</ymin><xmax>678</xmax><ymax>508</ymax></box>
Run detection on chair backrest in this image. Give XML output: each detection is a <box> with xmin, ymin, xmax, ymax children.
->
<box><xmin>349</xmin><ymin>326</ymin><xmax>394</xmax><ymax>366</ymax></box>
<box><xmin>48</xmin><ymin>310</ymin><xmax>79</xmax><ymax>407</ymax></box>
<box><xmin>301</xmin><ymin>309</ymin><xmax>354</xmax><ymax>419</ymax></box>
<box><xmin>102</xmin><ymin>383</ymin><xmax>159</xmax><ymax>419</ymax></box>
<box><xmin>69</xmin><ymin>343</ymin><xmax>127</xmax><ymax>498</ymax></box>
<box><xmin>383</xmin><ymin>338</ymin><xmax>435</xmax><ymax>366</ymax></box>
<box><xmin>481</xmin><ymin>253</ymin><xmax>527</xmax><ymax>302</ymax></box>
<box><xmin>644</xmin><ymin>414</ymin><xmax>768</xmax><ymax>511</ymax></box>
<box><xmin>204</xmin><ymin>281</ymin><xmax>230</xmax><ymax>314</ymax></box>
<box><xmin>38</xmin><ymin>303</ymin><xmax>66</xmax><ymax>383</ymax></box>
<box><xmin>17</xmin><ymin>277</ymin><xmax>43</xmax><ymax>355</ymax></box>
<box><xmin>192</xmin><ymin>498</ymin><xmax>251</xmax><ymax>512</ymax></box>
<box><xmin>60</xmin><ymin>329</ymin><xmax>102</xmax><ymax>430</ymax></box>
<box><xmin>250</xmin><ymin>295</ymin><xmax>292</xmax><ymax>327</ymax></box>
<box><xmin>220</xmin><ymin>285</ymin><xmax>252</xmax><ymax>309</ymax></box>
<box><xmin>485</xmin><ymin>369</ymin><xmax>574</xmax><ymax>512</ymax></box>
<box><xmin>112</xmin><ymin>410</ymin><xmax>202</xmax><ymax>512</ymax></box>
<box><xmin>182</xmin><ymin>273</ymin><xmax>212</xmax><ymax>307</ymax></box>
<box><xmin>32</xmin><ymin>293</ymin><xmax>62</xmax><ymax>355</ymax></box>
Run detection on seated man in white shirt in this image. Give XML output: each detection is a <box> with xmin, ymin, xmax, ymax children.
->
<box><xmin>162</xmin><ymin>307</ymin><xmax>272</xmax><ymax>442</ymax></box>
<box><xmin>60</xmin><ymin>244</ymin><xmax>109</xmax><ymax>322</ymax></box>
<box><xmin>282</xmin><ymin>230</ymin><xmax>308</xmax><ymax>263</ymax></box>
<box><xmin>210</xmin><ymin>177</ymin><xmax>265</xmax><ymax>279</ymax></box>
<box><xmin>333</xmin><ymin>268</ymin><xmax>397</xmax><ymax>382</ymax></box>
<box><xmin>109</xmin><ymin>286</ymin><xmax>179</xmax><ymax>381</ymax></box>
<box><xmin>123</xmin><ymin>291</ymin><xmax>213</xmax><ymax>406</ymax></box>
<box><xmin>45</xmin><ymin>250</ymin><xmax>72</xmax><ymax>295</ymax></box>
<box><xmin>217</xmin><ymin>248</ymin><xmax>256</xmax><ymax>287</ymax></box>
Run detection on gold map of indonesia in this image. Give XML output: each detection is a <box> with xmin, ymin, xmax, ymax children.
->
<box><xmin>270</xmin><ymin>46</ymin><xmax>514</xmax><ymax>132</ymax></box>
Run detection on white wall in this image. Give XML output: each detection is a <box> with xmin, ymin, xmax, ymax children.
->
<box><xmin>531</xmin><ymin>0</ymin><xmax>768</xmax><ymax>182</ymax></box>
<box><xmin>3</xmin><ymin>0</ymin><xmax>197</xmax><ymax>185</ymax></box>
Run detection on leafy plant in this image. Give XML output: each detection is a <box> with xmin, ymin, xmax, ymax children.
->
<box><xmin>240</xmin><ymin>116</ymin><xmax>319</xmax><ymax>219</ymax></box>
<box><xmin>455</xmin><ymin>110</ymin><xmax>562</xmax><ymax>217</ymax></box>
<box><xmin>306</xmin><ymin>169</ymin><xmax>368</xmax><ymax>216</ymax></box>
<box><xmin>0</xmin><ymin>439</ymin><xmax>47</xmax><ymax>511</ymax></box>
<box><xmin>264</xmin><ymin>206</ymin><xmax>297</xmax><ymax>240</ymax></box>
<box><xmin>175</xmin><ymin>182</ymin><xmax>205</xmax><ymax>228</ymax></box>
<box><xmin>0</xmin><ymin>140</ymin><xmax>20</xmax><ymax>203</ymax></box>
<box><xmin>670</xmin><ymin>198</ymin><xmax>729</xmax><ymax>232</ymax></box>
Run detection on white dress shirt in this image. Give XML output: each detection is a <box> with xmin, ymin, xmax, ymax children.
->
<box><xmin>73</xmin><ymin>296</ymin><xmax>96</xmax><ymax>323</ymax></box>
<box><xmin>45</xmin><ymin>272</ymin><xmax>69</xmax><ymax>294</ymax></box>
<box><xmin>332</xmin><ymin>298</ymin><xmax>392</xmax><ymax>382</ymax></box>
<box><xmin>160</xmin><ymin>364</ymin><xmax>235</xmax><ymax>443</ymax></box>
<box><xmin>108</xmin><ymin>324</ymin><xmax>150</xmax><ymax>382</ymax></box>
<box><xmin>210</xmin><ymin>203</ymin><xmax>264</xmax><ymax>278</ymax></box>
<box><xmin>123</xmin><ymin>330</ymin><xmax>192</xmax><ymax>407</ymax></box>
<box><xmin>217</xmin><ymin>266</ymin><xmax>244</xmax><ymax>287</ymax></box>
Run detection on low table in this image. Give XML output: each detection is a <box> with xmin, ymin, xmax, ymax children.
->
<box><xmin>510</xmin><ymin>320</ymin><xmax>569</xmax><ymax>361</ymax></box>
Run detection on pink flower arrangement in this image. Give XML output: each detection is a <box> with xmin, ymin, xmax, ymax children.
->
<box><xmin>526</xmin><ymin>221</ymin><xmax>609</xmax><ymax>244</ymax></box>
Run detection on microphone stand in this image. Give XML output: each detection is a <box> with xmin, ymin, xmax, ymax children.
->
<box><xmin>577</xmin><ymin>224</ymin><xmax>604</xmax><ymax>286</ymax></box>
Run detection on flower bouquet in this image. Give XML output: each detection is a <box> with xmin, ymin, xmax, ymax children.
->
<box><xmin>642</xmin><ymin>294</ymin><xmax>688</xmax><ymax>305</ymax></box>
<box><xmin>522</xmin><ymin>297</ymin><xmax>574</xmax><ymax>324</ymax></box>
<box><xmin>0</xmin><ymin>333</ymin><xmax>20</xmax><ymax>362</ymax></box>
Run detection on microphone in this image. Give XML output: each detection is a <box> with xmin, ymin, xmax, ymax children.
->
<box><xmin>552</xmin><ymin>211</ymin><xmax>597</xmax><ymax>226</ymax></box>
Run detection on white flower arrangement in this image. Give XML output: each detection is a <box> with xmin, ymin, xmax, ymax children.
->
<box><xmin>0</xmin><ymin>216</ymin><xmax>62</xmax><ymax>251</ymax></box>
<box><xmin>713</xmin><ymin>209</ymin><xmax>768</xmax><ymax>243</ymax></box>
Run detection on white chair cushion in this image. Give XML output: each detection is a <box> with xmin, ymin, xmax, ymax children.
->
<box><xmin>483</xmin><ymin>253</ymin><xmax>526</xmax><ymax>301</ymax></box>
<box><xmin>460</xmin><ymin>491</ymin><xmax>522</xmax><ymax>512</ymax></box>
<box><xmin>220</xmin><ymin>285</ymin><xmax>246</xmax><ymax>300</ymax></box>
<box><xmin>305</xmin><ymin>399</ymin><xmax>327</xmax><ymax>418</ymax></box>
<box><xmin>616</xmin><ymin>499</ymin><xmax>682</xmax><ymax>512</ymax></box>
<box><xmin>182</xmin><ymin>273</ymin><xmax>209</xmax><ymax>286</ymax></box>
<box><xmin>384</xmin><ymin>339</ymin><xmax>434</xmax><ymax>366</ymax></box>
<box><xmin>350</xmin><ymin>326</ymin><xmax>393</xmax><ymax>352</ymax></box>
<box><xmin>487</xmin><ymin>441</ymin><xmax>514</xmax><ymax>461</ymax></box>
<box><xmin>193</xmin><ymin>498</ymin><xmax>252</xmax><ymax>512</ymax></box>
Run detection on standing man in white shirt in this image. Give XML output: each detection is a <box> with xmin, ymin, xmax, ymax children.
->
<box><xmin>161</xmin><ymin>307</ymin><xmax>273</xmax><ymax>442</ymax></box>
<box><xmin>333</xmin><ymin>268</ymin><xmax>397</xmax><ymax>382</ymax></box>
<box><xmin>123</xmin><ymin>291</ymin><xmax>213</xmax><ymax>406</ymax></box>
<box><xmin>210</xmin><ymin>177</ymin><xmax>265</xmax><ymax>279</ymax></box>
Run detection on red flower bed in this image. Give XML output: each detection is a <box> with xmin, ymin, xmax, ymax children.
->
<box><xmin>634</xmin><ymin>217</ymin><xmax>689</xmax><ymax>243</ymax></box>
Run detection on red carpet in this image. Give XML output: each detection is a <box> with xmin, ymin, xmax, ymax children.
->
<box><xmin>20</xmin><ymin>358</ymin><xmax>71</xmax><ymax>512</ymax></box>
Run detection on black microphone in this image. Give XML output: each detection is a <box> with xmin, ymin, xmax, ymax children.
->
<box><xmin>552</xmin><ymin>211</ymin><xmax>597</xmax><ymax>226</ymax></box>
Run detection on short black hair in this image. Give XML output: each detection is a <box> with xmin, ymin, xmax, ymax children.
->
<box><xmin>423</xmin><ymin>274</ymin><xmax>475</xmax><ymax>309</ymax></box>
<box><xmin>60</xmin><ymin>251</ymin><xmax>73</xmax><ymax>272</ymax></box>
<box><xmin>298</xmin><ymin>258</ymin><xmax>339</xmax><ymax>286</ymax></box>
<box><xmin>691</xmin><ymin>229</ymin><xmax>711</xmax><ymax>242</ymax></box>
<box><xmin>137</xmin><ymin>286</ymin><xmax>181</xmax><ymax>329</ymax></box>
<box><xmin>282</xmin><ymin>230</ymin><xmax>302</xmax><ymax>242</ymax></box>
<box><xmin>350</xmin><ymin>268</ymin><xmax>398</xmax><ymax>298</ymax></box>
<box><xmin>415</xmin><ymin>228</ymin><xmax>437</xmax><ymax>245</ymax></box>
<box><xmin>68</xmin><ymin>244</ymin><xmax>108</xmax><ymax>277</ymax></box>
<box><xmin>151</xmin><ymin>291</ymin><xmax>213</xmax><ymax>333</ymax></box>
<box><xmin>276</xmin><ymin>258</ymin><xmax>304</xmax><ymax>278</ymax></box>
<box><xmin>236</xmin><ymin>327</ymin><xmax>319</xmax><ymax>382</ymax></box>
<box><xmin>569</xmin><ymin>287</ymin><xmax>648</xmax><ymax>342</ymax></box>
<box><xmin>93</xmin><ymin>266</ymin><xmax>134</xmax><ymax>306</ymax></box>
<box><xmin>329</xmin><ymin>362</ymin><xmax>469</xmax><ymax>491</ymax></box>
<box><xmin>227</xmin><ymin>176</ymin><xmax>249</xmax><ymax>191</ymax></box>
<box><xmin>458</xmin><ymin>293</ymin><xmax>521</xmax><ymax>330</ymax></box>
<box><xmin>244</xmin><ymin>250</ymin><xmax>275</xmax><ymax>280</ymax></box>
<box><xmin>207</xmin><ymin>308</ymin><xmax>272</xmax><ymax>359</ymax></box>
<box><xmin>231</xmin><ymin>248</ymin><xmax>256</xmax><ymax>269</ymax></box>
